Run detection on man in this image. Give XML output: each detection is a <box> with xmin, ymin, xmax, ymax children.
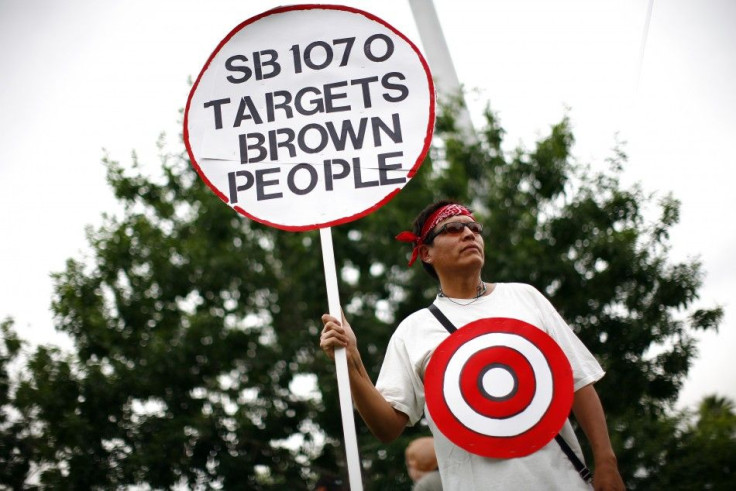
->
<box><xmin>406</xmin><ymin>436</ymin><xmax>443</xmax><ymax>491</ymax></box>
<box><xmin>320</xmin><ymin>200</ymin><xmax>624</xmax><ymax>490</ymax></box>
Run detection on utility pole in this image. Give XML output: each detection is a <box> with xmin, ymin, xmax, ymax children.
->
<box><xmin>408</xmin><ymin>0</ymin><xmax>476</xmax><ymax>140</ymax></box>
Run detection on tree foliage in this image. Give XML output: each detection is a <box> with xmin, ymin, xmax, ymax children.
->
<box><xmin>636</xmin><ymin>395</ymin><xmax>736</xmax><ymax>490</ymax></box>
<box><xmin>0</xmin><ymin>103</ymin><xmax>725</xmax><ymax>489</ymax></box>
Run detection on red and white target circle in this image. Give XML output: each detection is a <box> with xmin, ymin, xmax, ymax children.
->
<box><xmin>425</xmin><ymin>317</ymin><xmax>573</xmax><ymax>458</ymax></box>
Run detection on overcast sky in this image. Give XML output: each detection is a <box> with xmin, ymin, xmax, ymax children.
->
<box><xmin>1</xmin><ymin>0</ymin><xmax>734</xmax><ymax>409</ymax></box>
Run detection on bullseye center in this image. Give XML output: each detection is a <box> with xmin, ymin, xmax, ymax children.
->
<box><xmin>481</xmin><ymin>366</ymin><xmax>515</xmax><ymax>399</ymax></box>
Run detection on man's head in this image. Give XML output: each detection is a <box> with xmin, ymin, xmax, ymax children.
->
<box><xmin>405</xmin><ymin>436</ymin><xmax>439</xmax><ymax>482</ymax></box>
<box><xmin>397</xmin><ymin>200</ymin><xmax>484</xmax><ymax>279</ymax></box>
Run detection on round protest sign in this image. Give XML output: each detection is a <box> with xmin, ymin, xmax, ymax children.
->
<box><xmin>424</xmin><ymin>317</ymin><xmax>574</xmax><ymax>459</ymax></box>
<box><xmin>184</xmin><ymin>5</ymin><xmax>435</xmax><ymax>231</ymax></box>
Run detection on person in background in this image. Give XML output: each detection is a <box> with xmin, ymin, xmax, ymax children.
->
<box><xmin>405</xmin><ymin>436</ymin><xmax>442</xmax><ymax>490</ymax></box>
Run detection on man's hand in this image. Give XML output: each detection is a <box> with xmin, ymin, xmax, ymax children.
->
<box><xmin>572</xmin><ymin>384</ymin><xmax>625</xmax><ymax>490</ymax></box>
<box><xmin>592</xmin><ymin>458</ymin><xmax>625</xmax><ymax>491</ymax></box>
<box><xmin>318</xmin><ymin>310</ymin><xmax>408</xmax><ymax>442</ymax></box>
<box><xmin>320</xmin><ymin>311</ymin><xmax>357</xmax><ymax>361</ymax></box>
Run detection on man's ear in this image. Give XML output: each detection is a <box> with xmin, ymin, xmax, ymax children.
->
<box><xmin>419</xmin><ymin>244</ymin><xmax>432</xmax><ymax>263</ymax></box>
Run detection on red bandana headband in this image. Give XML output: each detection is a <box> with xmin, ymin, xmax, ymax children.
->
<box><xmin>395</xmin><ymin>204</ymin><xmax>474</xmax><ymax>266</ymax></box>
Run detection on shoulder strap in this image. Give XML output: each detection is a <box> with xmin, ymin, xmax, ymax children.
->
<box><xmin>427</xmin><ymin>303</ymin><xmax>593</xmax><ymax>484</ymax></box>
<box><xmin>554</xmin><ymin>435</ymin><xmax>593</xmax><ymax>483</ymax></box>
<box><xmin>427</xmin><ymin>303</ymin><xmax>456</xmax><ymax>333</ymax></box>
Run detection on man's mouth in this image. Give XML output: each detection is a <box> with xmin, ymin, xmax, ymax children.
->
<box><xmin>462</xmin><ymin>244</ymin><xmax>481</xmax><ymax>253</ymax></box>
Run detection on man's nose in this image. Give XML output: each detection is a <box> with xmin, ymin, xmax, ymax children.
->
<box><xmin>461</xmin><ymin>224</ymin><xmax>476</xmax><ymax>238</ymax></box>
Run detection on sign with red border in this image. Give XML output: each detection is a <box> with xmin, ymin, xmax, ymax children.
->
<box><xmin>184</xmin><ymin>5</ymin><xmax>435</xmax><ymax>231</ymax></box>
<box><xmin>425</xmin><ymin>317</ymin><xmax>574</xmax><ymax>458</ymax></box>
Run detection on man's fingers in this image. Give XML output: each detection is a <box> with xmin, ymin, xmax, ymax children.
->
<box><xmin>321</xmin><ymin>313</ymin><xmax>340</xmax><ymax>324</ymax></box>
<box><xmin>319</xmin><ymin>311</ymin><xmax>350</xmax><ymax>361</ymax></box>
<box><xmin>321</xmin><ymin>314</ymin><xmax>344</xmax><ymax>333</ymax></box>
<box><xmin>321</xmin><ymin>329</ymin><xmax>346</xmax><ymax>344</ymax></box>
<box><xmin>320</xmin><ymin>327</ymin><xmax>348</xmax><ymax>348</ymax></box>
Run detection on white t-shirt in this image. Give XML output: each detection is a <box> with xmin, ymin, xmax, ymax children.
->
<box><xmin>376</xmin><ymin>283</ymin><xmax>604</xmax><ymax>490</ymax></box>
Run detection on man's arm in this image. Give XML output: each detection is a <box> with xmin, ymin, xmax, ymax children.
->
<box><xmin>320</xmin><ymin>312</ymin><xmax>408</xmax><ymax>442</ymax></box>
<box><xmin>572</xmin><ymin>384</ymin><xmax>625</xmax><ymax>490</ymax></box>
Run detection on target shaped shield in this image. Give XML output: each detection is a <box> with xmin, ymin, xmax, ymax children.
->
<box><xmin>425</xmin><ymin>317</ymin><xmax>574</xmax><ymax>458</ymax></box>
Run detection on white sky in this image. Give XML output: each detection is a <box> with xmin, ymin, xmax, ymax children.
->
<box><xmin>1</xmin><ymin>0</ymin><xmax>734</xmax><ymax>410</ymax></box>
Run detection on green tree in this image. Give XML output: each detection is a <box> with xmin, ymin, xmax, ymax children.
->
<box><xmin>0</xmin><ymin>319</ymin><xmax>34</xmax><ymax>489</ymax></box>
<box><xmin>1</xmin><ymin>102</ymin><xmax>722</xmax><ymax>489</ymax></box>
<box><xmin>11</xmin><ymin>146</ymin><xmax>331</xmax><ymax>489</ymax></box>
<box><xmin>637</xmin><ymin>395</ymin><xmax>736</xmax><ymax>490</ymax></box>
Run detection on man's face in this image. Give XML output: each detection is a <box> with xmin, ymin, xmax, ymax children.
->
<box><xmin>422</xmin><ymin>215</ymin><xmax>485</xmax><ymax>275</ymax></box>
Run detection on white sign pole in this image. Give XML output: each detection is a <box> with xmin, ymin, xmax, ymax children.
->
<box><xmin>320</xmin><ymin>227</ymin><xmax>363</xmax><ymax>491</ymax></box>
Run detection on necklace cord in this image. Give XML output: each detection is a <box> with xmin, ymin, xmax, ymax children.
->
<box><xmin>438</xmin><ymin>281</ymin><xmax>486</xmax><ymax>306</ymax></box>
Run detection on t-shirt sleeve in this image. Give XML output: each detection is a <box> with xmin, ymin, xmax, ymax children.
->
<box><xmin>526</xmin><ymin>285</ymin><xmax>605</xmax><ymax>391</ymax></box>
<box><xmin>375</xmin><ymin>326</ymin><xmax>427</xmax><ymax>426</ymax></box>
